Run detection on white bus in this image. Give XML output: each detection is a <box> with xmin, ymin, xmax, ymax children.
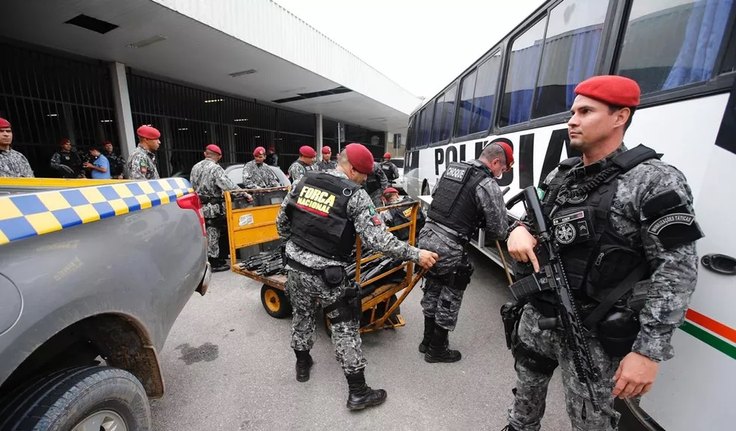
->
<box><xmin>404</xmin><ymin>0</ymin><xmax>736</xmax><ymax>429</ymax></box>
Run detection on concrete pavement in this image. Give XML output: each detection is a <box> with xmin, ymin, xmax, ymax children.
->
<box><xmin>150</xmin><ymin>250</ymin><xmax>568</xmax><ymax>430</ymax></box>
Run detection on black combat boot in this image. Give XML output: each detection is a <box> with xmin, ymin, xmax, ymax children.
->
<box><xmin>209</xmin><ymin>258</ymin><xmax>229</xmax><ymax>272</ymax></box>
<box><xmin>418</xmin><ymin>316</ymin><xmax>435</xmax><ymax>353</ymax></box>
<box><xmin>345</xmin><ymin>371</ymin><xmax>387</xmax><ymax>411</ymax></box>
<box><xmin>294</xmin><ymin>349</ymin><xmax>313</xmax><ymax>382</ymax></box>
<box><xmin>500</xmin><ymin>425</ymin><xmax>518</xmax><ymax>431</ymax></box>
<box><xmin>424</xmin><ymin>326</ymin><xmax>461</xmax><ymax>363</ymax></box>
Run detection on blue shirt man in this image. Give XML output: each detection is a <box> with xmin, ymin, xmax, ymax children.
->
<box><xmin>85</xmin><ymin>146</ymin><xmax>111</xmax><ymax>179</ymax></box>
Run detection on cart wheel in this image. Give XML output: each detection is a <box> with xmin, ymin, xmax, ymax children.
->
<box><xmin>261</xmin><ymin>285</ymin><xmax>292</xmax><ymax>318</ymax></box>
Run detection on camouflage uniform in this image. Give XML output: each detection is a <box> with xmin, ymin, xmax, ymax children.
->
<box><xmin>190</xmin><ymin>158</ymin><xmax>240</xmax><ymax>259</ymax></box>
<box><xmin>0</xmin><ymin>148</ymin><xmax>34</xmax><ymax>177</ymax></box>
<box><xmin>126</xmin><ymin>145</ymin><xmax>159</xmax><ymax>180</ymax></box>
<box><xmin>418</xmin><ymin>171</ymin><xmax>507</xmax><ymax>330</ymax></box>
<box><xmin>316</xmin><ymin>159</ymin><xmax>337</xmax><ymax>171</ymax></box>
<box><xmin>287</xmin><ymin>160</ymin><xmax>313</xmax><ymax>183</ymax></box>
<box><xmin>507</xmin><ymin>145</ymin><xmax>700</xmax><ymax>431</ymax></box>
<box><xmin>277</xmin><ymin>171</ymin><xmax>420</xmax><ymax>374</ymax></box>
<box><xmin>242</xmin><ymin>159</ymin><xmax>280</xmax><ymax>189</ymax></box>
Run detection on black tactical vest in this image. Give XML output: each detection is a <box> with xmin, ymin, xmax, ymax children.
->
<box><xmin>427</xmin><ymin>160</ymin><xmax>491</xmax><ymax>238</ymax></box>
<box><xmin>541</xmin><ymin>145</ymin><xmax>659</xmax><ymax>304</ymax></box>
<box><xmin>364</xmin><ymin>164</ymin><xmax>381</xmax><ymax>194</ymax></box>
<box><xmin>380</xmin><ymin>162</ymin><xmax>397</xmax><ymax>181</ymax></box>
<box><xmin>286</xmin><ymin>172</ymin><xmax>361</xmax><ymax>261</ymax></box>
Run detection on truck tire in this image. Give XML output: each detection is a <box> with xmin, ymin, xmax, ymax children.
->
<box><xmin>0</xmin><ymin>366</ymin><xmax>151</xmax><ymax>431</ymax></box>
<box><xmin>261</xmin><ymin>284</ymin><xmax>292</xmax><ymax>318</ymax></box>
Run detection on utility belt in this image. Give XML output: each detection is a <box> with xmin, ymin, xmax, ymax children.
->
<box><xmin>426</xmin><ymin>220</ymin><xmax>469</xmax><ymax>245</ymax></box>
<box><xmin>286</xmin><ymin>258</ymin><xmax>348</xmax><ymax>289</ymax></box>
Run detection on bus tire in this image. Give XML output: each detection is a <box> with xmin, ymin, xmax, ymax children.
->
<box><xmin>261</xmin><ymin>284</ymin><xmax>292</xmax><ymax>318</ymax></box>
<box><xmin>421</xmin><ymin>180</ymin><xmax>430</xmax><ymax>196</ymax></box>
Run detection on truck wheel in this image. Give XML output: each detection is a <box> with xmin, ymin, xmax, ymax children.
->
<box><xmin>261</xmin><ymin>284</ymin><xmax>292</xmax><ymax>318</ymax></box>
<box><xmin>421</xmin><ymin>180</ymin><xmax>430</xmax><ymax>196</ymax></box>
<box><xmin>0</xmin><ymin>366</ymin><xmax>151</xmax><ymax>431</ymax></box>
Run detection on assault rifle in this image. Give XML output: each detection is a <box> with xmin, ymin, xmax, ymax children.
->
<box><xmin>506</xmin><ymin>186</ymin><xmax>602</xmax><ymax>411</ymax></box>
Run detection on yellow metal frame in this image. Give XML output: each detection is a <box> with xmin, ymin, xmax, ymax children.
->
<box><xmin>224</xmin><ymin>188</ymin><xmax>427</xmax><ymax>333</ymax></box>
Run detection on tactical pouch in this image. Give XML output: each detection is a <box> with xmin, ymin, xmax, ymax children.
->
<box><xmin>322</xmin><ymin>265</ymin><xmax>346</xmax><ymax>288</ymax></box>
<box><xmin>586</xmin><ymin>245</ymin><xmax>642</xmax><ymax>301</ymax></box>
<box><xmin>597</xmin><ymin>304</ymin><xmax>640</xmax><ymax>357</ymax></box>
<box><xmin>500</xmin><ymin>301</ymin><xmax>525</xmax><ymax>350</ymax></box>
<box><xmin>454</xmin><ymin>260</ymin><xmax>474</xmax><ymax>291</ymax></box>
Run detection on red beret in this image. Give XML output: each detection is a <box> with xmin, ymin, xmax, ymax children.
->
<box><xmin>137</xmin><ymin>125</ymin><xmax>161</xmax><ymax>139</ymax></box>
<box><xmin>496</xmin><ymin>141</ymin><xmax>514</xmax><ymax>168</ymax></box>
<box><xmin>345</xmin><ymin>143</ymin><xmax>374</xmax><ymax>175</ymax></box>
<box><xmin>383</xmin><ymin>152</ymin><xmax>391</xmax><ymax>159</ymax></box>
<box><xmin>299</xmin><ymin>145</ymin><xmax>316</xmax><ymax>157</ymax></box>
<box><xmin>574</xmin><ymin>75</ymin><xmax>640</xmax><ymax>108</ymax></box>
<box><xmin>0</xmin><ymin>117</ymin><xmax>10</xmax><ymax>128</ymax></box>
<box><xmin>322</xmin><ymin>146</ymin><xmax>332</xmax><ymax>154</ymax></box>
<box><xmin>253</xmin><ymin>146</ymin><xmax>266</xmax><ymax>157</ymax></box>
<box><xmin>383</xmin><ymin>187</ymin><xmax>399</xmax><ymax>196</ymax></box>
<box><xmin>206</xmin><ymin>144</ymin><xmax>222</xmax><ymax>155</ymax></box>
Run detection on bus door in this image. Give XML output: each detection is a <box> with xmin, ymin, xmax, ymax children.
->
<box><xmin>640</xmin><ymin>84</ymin><xmax>736</xmax><ymax>431</ymax></box>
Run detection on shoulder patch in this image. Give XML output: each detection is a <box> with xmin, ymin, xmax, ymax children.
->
<box><xmin>647</xmin><ymin>212</ymin><xmax>703</xmax><ymax>249</ymax></box>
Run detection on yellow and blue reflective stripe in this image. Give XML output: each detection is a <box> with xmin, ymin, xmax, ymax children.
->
<box><xmin>0</xmin><ymin>178</ymin><xmax>193</xmax><ymax>245</ymax></box>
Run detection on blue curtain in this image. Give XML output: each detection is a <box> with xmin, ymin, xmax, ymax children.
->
<box><xmin>664</xmin><ymin>0</ymin><xmax>733</xmax><ymax>89</ymax></box>
<box><xmin>565</xmin><ymin>29</ymin><xmax>601</xmax><ymax>107</ymax></box>
<box><xmin>507</xmin><ymin>42</ymin><xmax>543</xmax><ymax>125</ymax></box>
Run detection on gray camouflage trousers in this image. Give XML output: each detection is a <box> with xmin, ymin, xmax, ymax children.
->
<box><xmin>205</xmin><ymin>216</ymin><xmax>228</xmax><ymax>260</ymax></box>
<box><xmin>285</xmin><ymin>269</ymin><xmax>367</xmax><ymax>374</ymax></box>
<box><xmin>417</xmin><ymin>228</ymin><xmax>468</xmax><ymax>331</ymax></box>
<box><xmin>508</xmin><ymin>304</ymin><xmax>621</xmax><ymax>431</ymax></box>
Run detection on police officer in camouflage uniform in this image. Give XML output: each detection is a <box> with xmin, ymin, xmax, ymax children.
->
<box><xmin>287</xmin><ymin>145</ymin><xmax>316</xmax><ymax>183</ymax></box>
<box><xmin>50</xmin><ymin>138</ymin><xmax>84</xmax><ymax>178</ymax></box>
<box><xmin>380</xmin><ymin>187</ymin><xmax>425</xmax><ymax>241</ymax></box>
<box><xmin>316</xmin><ymin>146</ymin><xmax>337</xmax><ymax>171</ymax></box>
<box><xmin>379</xmin><ymin>152</ymin><xmax>399</xmax><ymax>184</ymax></box>
<box><xmin>418</xmin><ymin>142</ymin><xmax>511</xmax><ymax>362</ymax></box>
<box><xmin>364</xmin><ymin>161</ymin><xmax>389</xmax><ymax>207</ymax></box>
<box><xmin>242</xmin><ymin>146</ymin><xmax>280</xmax><ymax>189</ymax></box>
<box><xmin>191</xmin><ymin>144</ymin><xmax>248</xmax><ymax>272</ymax></box>
<box><xmin>276</xmin><ymin>143</ymin><xmax>439</xmax><ymax>411</ymax></box>
<box><xmin>504</xmin><ymin>75</ymin><xmax>703</xmax><ymax>431</ymax></box>
<box><xmin>0</xmin><ymin>117</ymin><xmax>33</xmax><ymax>178</ymax></box>
<box><xmin>127</xmin><ymin>125</ymin><xmax>161</xmax><ymax>180</ymax></box>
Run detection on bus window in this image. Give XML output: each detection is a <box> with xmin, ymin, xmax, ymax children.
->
<box><xmin>455</xmin><ymin>68</ymin><xmax>478</xmax><ymax>137</ymax></box>
<box><xmin>406</xmin><ymin>114</ymin><xmax>416</xmax><ymax>152</ymax></box>
<box><xmin>417</xmin><ymin>106</ymin><xmax>434</xmax><ymax>148</ymax></box>
<box><xmin>455</xmin><ymin>51</ymin><xmax>501</xmax><ymax>137</ymax></box>
<box><xmin>499</xmin><ymin>18</ymin><xmax>546</xmax><ymax>127</ymax></box>
<box><xmin>532</xmin><ymin>0</ymin><xmax>608</xmax><ymax>119</ymax></box>
<box><xmin>431</xmin><ymin>84</ymin><xmax>457</xmax><ymax>143</ymax></box>
<box><xmin>617</xmin><ymin>0</ymin><xmax>735</xmax><ymax>95</ymax></box>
